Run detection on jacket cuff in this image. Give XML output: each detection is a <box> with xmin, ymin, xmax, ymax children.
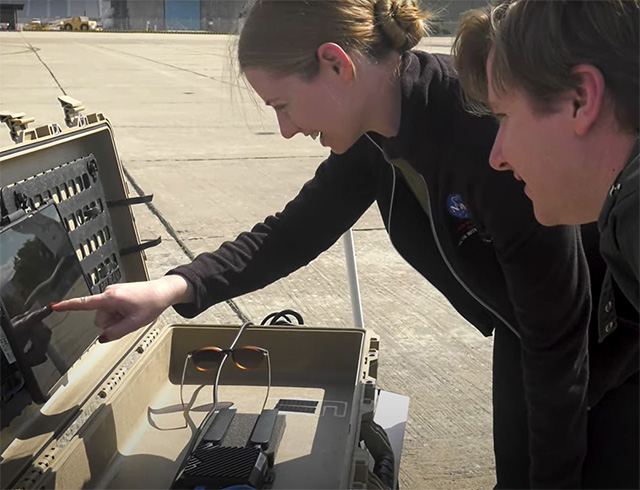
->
<box><xmin>165</xmin><ymin>267</ymin><xmax>204</xmax><ymax>319</ymax></box>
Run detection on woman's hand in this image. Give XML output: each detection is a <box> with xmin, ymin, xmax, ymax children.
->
<box><xmin>52</xmin><ymin>275</ymin><xmax>194</xmax><ymax>342</ymax></box>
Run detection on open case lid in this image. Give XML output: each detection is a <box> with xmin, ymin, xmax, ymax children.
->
<box><xmin>0</xmin><ymin>106</ymin><xmax>154</xmax><ymax>487</ymax></box>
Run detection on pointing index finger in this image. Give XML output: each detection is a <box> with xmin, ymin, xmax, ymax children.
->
<box><xmin>52</xmin><ymin>294</ymin><xmax>106</xmax><ymax>312</ymax></box>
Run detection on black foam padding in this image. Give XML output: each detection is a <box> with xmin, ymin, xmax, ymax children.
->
<box><xmin>218</xmin><ymin>412</ymin><xmax>286</xmax><ymax>452</ymax></box>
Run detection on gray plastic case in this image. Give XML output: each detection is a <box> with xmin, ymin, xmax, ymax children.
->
<box><xmin>0</xmin><ymin>111</ymin><xmax>384</xmax><ymax>489</ymax></box>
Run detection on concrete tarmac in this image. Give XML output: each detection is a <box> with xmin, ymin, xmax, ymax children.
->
<box><xmin>0</xmin><ymin>32</ymin><xmax>494</xmax><ymax>489</ymax></box>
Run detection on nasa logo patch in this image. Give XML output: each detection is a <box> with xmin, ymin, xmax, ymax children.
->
<box><xmin>446</xmin><ymin>193</ymin><xmax>471</xmax><ymax>219</ymax></box>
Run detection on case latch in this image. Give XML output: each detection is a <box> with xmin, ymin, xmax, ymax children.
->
<box><xmin>0</xmin><ymin>111</ymin><xmax>35</xmax><ymax>143</ymax></box>
<box><xmin>57</xmin><ymin>95</ymin><xmax>105</xmax><ymax>127</ymax></box>
<box><xmin>58</xmin><ymin>95</ymin><xmax>88</xmax><ymax>128</ymax></box>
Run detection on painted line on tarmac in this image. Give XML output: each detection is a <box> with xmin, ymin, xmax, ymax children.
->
<box><xmin>127</xmin><ymin>155</ymin><xmax>328</xmax><ymax>163</ymax></box>
<box><xmin>88</xmin><ymin>44</ymin><xmax>238</xmax><ymax>87</ymax></box>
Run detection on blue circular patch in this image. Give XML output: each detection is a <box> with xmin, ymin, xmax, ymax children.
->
<box><xmin>446</xmin><ymin>193</ymin><xmax>471</xmax><ymax>219</ymax></box>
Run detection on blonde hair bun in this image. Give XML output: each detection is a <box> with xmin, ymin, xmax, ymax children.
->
<box><xmin>239</xmin><ymin>0</ymin><xmax>432</xmax><ymax>78</ymax></box>
<box><xmin>374</xmin><ymin>0</ymin><xmax>428</xmax><ymax>52</ymax></box>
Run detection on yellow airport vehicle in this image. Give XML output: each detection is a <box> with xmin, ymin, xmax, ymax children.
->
<box><xmin>60</xmin><ymin>15</ymin><xmax>97</xmax><ymax>31</ymax></box>
<box><xmin>23</xmin><ymin>19</ymin><xmax>45</xmax><ymax>31</ymax></box>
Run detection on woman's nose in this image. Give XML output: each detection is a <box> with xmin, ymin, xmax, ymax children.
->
<box><xmin>276</xmin><ymin>112</ymin><xmax>299</xmax><ymax>139</ymax></box>
<box><xmin>489</xmin><ymin>133</ymin><xmax>509</xmax><ymax>171</ymax></box>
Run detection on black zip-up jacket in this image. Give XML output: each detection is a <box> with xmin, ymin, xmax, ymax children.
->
<box><xmin>589</xmin><ymin>139</ymin><xmax>640</xmax><ymax>407</ymax></box>
<box><xmin>598</xmin><ymin>139</ymin><xmax>639</xmax><ymax>320</ymax></box>
<box><xmin>169</xmin><ymin>52</ymin><xmax>591</xmax><ymax>488</ymax></box>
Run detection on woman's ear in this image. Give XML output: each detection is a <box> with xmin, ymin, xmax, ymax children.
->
<box><xmin>571</xmin><ymin>64</ymin><xmax>606</xmax><ymax>137</ymax></box>
<box><xmin>317</xmin><ymin>43</ymin><xmax>355</xmax><ymax>82</ymax></box>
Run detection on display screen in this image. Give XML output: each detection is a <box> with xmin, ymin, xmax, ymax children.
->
<box><xmin>0</xmin><ymin>202</ymin><xmax>97</xmax><ymax>400</ymax></box>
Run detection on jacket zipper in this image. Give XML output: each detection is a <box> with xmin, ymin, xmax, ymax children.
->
<box><xmin>366</xmin><ymin>134</ymin><xmax>521</xmax><ymax>339</ymax></box>
<box><xmin>418</xmin><ymin>172</ymin><xmax>521</xmax><ymax>338</ymax></box>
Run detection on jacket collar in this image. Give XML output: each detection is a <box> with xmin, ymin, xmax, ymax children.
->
<box><xmin>598</xmin><ymin>137</ymin><xmax>640</xmax><ymax>230</ymax></box>
<box><xmin>374</xmin><ymin>51</ymin><xmax>436</xmax><ymax>159</ymax></box>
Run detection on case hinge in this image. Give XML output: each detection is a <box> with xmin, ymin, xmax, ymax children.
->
<box><xmin>0</xmin><ymin>111</ymin><xmax>65</xmax><ymax>143</ymax></box>
<box><xmin>23</xmin><ymin>123</ymin><xmax>63</xmax><ymax>142</ymax></box>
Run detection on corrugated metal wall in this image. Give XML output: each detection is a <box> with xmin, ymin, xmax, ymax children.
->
<box><xmin>19</xmin><ymin>1</ymin><xmax>489</xmax><ymax>34</ymax></box>
<box><xmin>165</xmin><ymin>0</ymin><xmax>199</xmax><ymax>30</ymax></box>
<box><xmin>20</xmin><ymin>0</ymin><xmax>99</xmax><ymax>21</ymax></box>
<box><xmin>200</xmin><ymin>0</ymin><xmax>244</xmax><ymax>32</ymax></box>
<box><xmin>118</xmin><ymin>0</ymin><xmax>245</xmax><ymax>32</ymax></box>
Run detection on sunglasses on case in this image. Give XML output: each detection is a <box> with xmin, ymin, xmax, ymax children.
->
<box><xmin>179</xmin><ymin>345</ymin><xmax>271</xmax><ymax>423</ymax></box>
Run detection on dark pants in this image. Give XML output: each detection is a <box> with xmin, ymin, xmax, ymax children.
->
<box><xmin>492</xmin><ymin>323</ymin><xmax>640</xmax><ymax>489</ymax></box>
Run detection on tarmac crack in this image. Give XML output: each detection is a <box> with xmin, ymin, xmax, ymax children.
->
<box><xmin>25</xmin><ymin>41</ymin><xmax>67</xmax><ymax>95</ymax></box>
<box><xmin>120</xmin><ymin>164</ymin><xmax>251</xmax><ymax>324</ymax></box>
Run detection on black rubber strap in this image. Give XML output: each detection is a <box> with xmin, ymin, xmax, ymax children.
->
<box><xmin>119</xmin><ymin>236</ymin><xmax>162</xmax><ymax>256</ymax></box>
<box><xmin>248</xmin><ymin>409</ymin><xmax>279</xmax><ymax>449</ymax></box>
<box><xmin>107</xmin><ymin>194</ymin><xmax>153</xmax><ymax>207</ymax></box>
<box><xmin>202</xmin><ymin>407</ymin><xmax>236</xmax><ymax>445</ymax></box>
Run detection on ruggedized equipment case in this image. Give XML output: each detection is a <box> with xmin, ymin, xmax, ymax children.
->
<box><xmin>0</xmin><ymin>100</ymin><xmax>405</xmax><ymax>490</ymax></box>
